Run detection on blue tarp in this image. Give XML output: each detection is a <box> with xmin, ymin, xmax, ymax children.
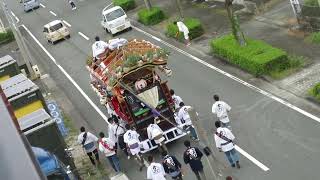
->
<box><xmin>32</xmin><ymin>147</ymin><xmax>60</xmax><ymax>176</ymax></box>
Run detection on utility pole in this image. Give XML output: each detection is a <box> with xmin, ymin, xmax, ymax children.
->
<box><xmin>1</xmin><ymin>0</ymin><xmax>36</xmax><ymax>79</ymax></box>
<box><xmin>143</xmin><ymin>0</ymin><xmax>152</xmax><ymax>10</ymax></box>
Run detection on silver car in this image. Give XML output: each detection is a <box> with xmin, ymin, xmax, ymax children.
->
<box><xmin>22</xmin><ymin>0</ymin><xmax>40</xmax><ymax>12</ymax></box>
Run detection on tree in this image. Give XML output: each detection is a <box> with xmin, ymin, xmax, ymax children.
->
<box><xmin>225</xmin><ymin>0</ymin><xmax>246</xmax><ymax>46</ymax></box>
<box><xmin>175</xmin><ymin>0</ymin><xmax>184</xmax><ymax>19</ymax></box>
<box><xmin>144</xmin><ymin>0</ymin><xmax>152</xmax><ymax>10</ymax></box>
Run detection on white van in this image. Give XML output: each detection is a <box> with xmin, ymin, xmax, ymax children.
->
<box><xmin>101</xmin><ymin>6</ymin><xmax>131</xmax><ymax>36</ymax></box>
<box><xmin>22</xmin><ymin>0</ymin><xmax>40</xmax><ymax>12</ymax></box>
<box><xmin>43</xmin><ymin>20</ymin><xmax>70</xmax><ymax>44</ymax></box>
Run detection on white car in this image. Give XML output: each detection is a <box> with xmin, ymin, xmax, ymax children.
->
<box><xmin>43</xmin><ymin>20</ymin><xmax>70</xmax><ymax>44</ymax></box>
<box><xmin>101</xmin><ymin>6</ymin><xmax>131</xmax><ymax>36</ymax></box>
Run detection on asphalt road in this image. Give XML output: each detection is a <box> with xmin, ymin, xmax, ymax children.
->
<box><xmin>5</xmin><ymin>0</ymin><xmax>320</xmax><ymax>179</ymax></box>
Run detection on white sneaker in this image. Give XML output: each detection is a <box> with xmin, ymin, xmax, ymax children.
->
<box><xmin>127</xmin><ymin>156</ymin><xmax>131</xmax><ymax>160</ymax></box>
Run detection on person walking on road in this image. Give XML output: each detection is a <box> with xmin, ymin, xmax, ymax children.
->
<box><xmin>77</xmin><ymin>127</ymin><xmax>100</xmax><ymax>166</ymax></box>
<box><xmin>112</xmin><ymin>116</ymin><xmax>130</xmax><ymax>159</ymax></box>
<box><xmin>68</xmin><ymin>0</ymin><xmax>77</xmax><ymax>10</ymax></box>
<box><xmin>211</xmin><ymin>95</ymin><xmax>232</xmax><ymax>129</ymax></box>
<box><xmin>178</xmin><ymin>102</ymin><xmax>199</xmax><ymax>141</ymax></box>
<box><xmin>162</xmin><ymin>151</ymin><xmax>183</xmax><ymax>180</ymax></box>
<box><xmin>98</xmin><ymin>132</ymin><xmax>121</xmax><ymax>173</ymax></box>
<box><xmin>170</xmin><ymin>89</ymin><xmax>183</xmax><ymax>111</ymax></box>
<box><xmin>183</xmin><ymin>140</ymin><xmax>206</xmax><ymax>180</ymax></box>
<box><xmin>107</xmin><ymin>117</ymin><xmax>117</xmax><ymax>147</ymax></box>
<box><xmin>123</xmin><ymin>124</ymin><xmax>145</xmax><ymax>171</ymax></box>
<box><xmin>147</xmin><ymin>155</ymin><xmax>167</xmax><ymax>180</ymax></box>
<box><xmin>174</xmin><ymin>21</ymin><xmax>190</xmax><ymax>46</ymax></box>
<box><xmin>214</xmin><ymin>121</ymin><xmax>240</xmax><ymax>168</ymax></box>
<box><xmin>147</xmin><ymin>118</ymin><xmax>168</xmax><ymax>153</ymax></box>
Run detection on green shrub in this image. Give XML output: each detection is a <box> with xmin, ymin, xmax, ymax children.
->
<box><xmin>112</xmin><ymin>0</ymin><xmax>136</xmax><ymax>11</ymax></box>
<box><xmin>138</xmin><ymin>7</ymin><xmax>165</xmax><ymax>25</ymax></box>
<box><xmin>211</xmin><ymin>34</ymin><xmax>288</xmax><ymax>76</ymax></box>
<box><xmin>305</xmin><ymin>32</ymin><xmax>320</xmax><ymax>44</ymax></box>
<box><xmin>304</xmin><ymin>0</ymin><xmax>319</xmax><ymax>6</ymax></box>
<box><xmin>166</xmin><ymin>18</ymin><xmax>204</xmax><ymax>41</ymax></box>
<box><xmin>0</xmin><ymin>29</ymin><xmax>14</xmax><ymax>45</ymax></box>
<box><xmin>309</xmin><ymin>83</ymin><xmax>320</xmax><ymax>101</ymax></box>
<box><xmin>269</xmin><ymin>55</ymin><xmax>306</xmax><ymax>79</ymax></box>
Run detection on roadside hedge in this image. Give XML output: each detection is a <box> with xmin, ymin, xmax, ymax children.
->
<box><xmin>304</xmin><ymin>0</ymin><xmax>319</xmax><ymax>6</ymax></box>
<box><xmin>309</xmin><ymin>83</ymin><xmax>320</xmax><ymax>101</ymax></box>
<box><xmin>112</xmin><ymin>0</ymin><xmax>136</xmax><ymax>11</ymax></box>
<box><xmin>138</xmin><ymin>7</ymin><xmax>165</xmax><ymax>26</ymax></box>
<box><xmin>166</xmin><ymin>18</ymin><xmax>204</xmax><ymax>41</ymax></box>
<box><xmin>211</xmin><ymin>34</ymin><xmax>288</xmax><ymax>76</ymax></box>
<box><xmin>0</xmin><ymin>29</ymin><xmax>14</xmax><ymax>45</ymax></box>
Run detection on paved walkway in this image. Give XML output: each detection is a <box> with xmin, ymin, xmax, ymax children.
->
<box><xmin>131</xmin><ymin>0</ymin><xmax>320</xmax><ymax>99</ymax></box>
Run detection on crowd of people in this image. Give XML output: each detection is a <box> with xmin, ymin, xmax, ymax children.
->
<box><xmin>76</xmin><ymin>88</ymin><xmax>240</xmax><ymax>180</ymax></box>
<box><xmin>85</xmin><ymin>37</ymin><xmax>240</xmax><ymax>179</ymax></box>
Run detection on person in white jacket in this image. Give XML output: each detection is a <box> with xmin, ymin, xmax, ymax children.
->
<box><xmin>147</xmin><ymin>118</ymin><xmax>167</xmax><ymax>153</ymax></box>
<box><xmin>147</xmin><ymin>155</ymin><xmax>167</xmax><ymax>180</ymax></box>
<box><xmin>92</xmin><ymin>36</ymin><xmax>108</xmax><ymax>60</ymax></box>
<box><xmin>124</xmin><ymin>124</ymin><xmax>145</xmax><ymax>171</ymax></box>
<box><xmin>212</xmin><ymin>95</ymin><xmax>232</xmax><ymax>129</ymax></box>
<box><xmin>98</xmin><ymin>132</ymin><xmax>121</xmax><ymax>173</ymax></box>
<box><xmin>77</xmin><ymin>127</ymin><xmax>100</xmax><ymax>166</ymax></box>
<box><xmin>170</xmin><ymin>89</ymin><xmax>183</xmax><ymax>111</ymax></box>
<box><xmin>214</xmin><ymin>121</ymin><xmax>240</xmax><ymax>168</ymax></box>
<box><xmin>178</xmin><ymin>102</ymin><xmax>199</xmax><ymax>141</ymax></box>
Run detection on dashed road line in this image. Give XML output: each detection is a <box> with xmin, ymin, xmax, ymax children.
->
<box><xmin>62</xmin><ymin>20</ymin><xmax>71</xmax><ymax>27</ymax></box>
<box><xmin>21</xmin><ymin>24</ymin><xmax>109</xmax><ymax>124</ymax></box>
<box><xmin>40</xmin><ymin>3</ymin><xmax>46</xmax><ymax>8</ymax></box>
<box><xmin>49</xmin><ymin>10</ymin><xmax>57</xmax><ymax>17</ymax></box>
<box><xmin>10</xmin><ymin>11</ymin><xmax>19</xmax><ymax>23</ymax></box>
<box><xmin>78</xmin><ymin>32</ymin><xmax>89</xmax><ymax>40</ymax></box>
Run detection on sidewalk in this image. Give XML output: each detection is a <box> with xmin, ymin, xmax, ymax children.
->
<box><xmin>130</xmin><ymin>0</ymin><xmax>320</xmax><ymax>99</ymax></box>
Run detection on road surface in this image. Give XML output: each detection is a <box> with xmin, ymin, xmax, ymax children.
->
<box><xmin>5</xmin><ymin>0</ymin><xmax>320</xmax><ymax>179</ymax></box>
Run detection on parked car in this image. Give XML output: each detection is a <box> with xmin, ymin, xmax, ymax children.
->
<box><xmin>101</xmin><ymin>6</ymin><xmax>131</xmax><ymax>36</ymax></box>
<box><xmin>43</xmin><ymin>20</ymin><xmax>70</xmax><ymax>44</ymax></box>
<box><xmin>22</xmin><ymin>0</ymin><xmax>40</xmax><ymax>12</ymax></box>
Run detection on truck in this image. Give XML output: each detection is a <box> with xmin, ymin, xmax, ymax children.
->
<box><xmin>86</xmin><ymin>39</ymin><xmax>186</xmax><ymax>152</ymax></box>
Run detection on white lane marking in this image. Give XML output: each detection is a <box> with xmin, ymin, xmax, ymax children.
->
<box><xmin>132</xmin><ymin>26</ymin><xmax>320</xmax><ymax>124</ymax></box>
<box><xmin>235</xmin><ymin>145</ymin><xmax>270</xmax><ymax>171</ymax></box>
<box><xmin>40</xmin><ymin>3</ymin><xmax>46</xmax><ymax>8</ymax></box>
<box><xmin>49</xmin><ymin>10</ymin><xmax>57</xmax><ymax>17</ymax></box>
<box><xmin>78</xmin><ymin>32</ymin><xmax>89</xmax><ymax>40</ymax></box>
<box><xmin>21</xmin><ymin>24</ymin><xmax>109</xmax><ymax>124</ymax></box>
<box><xmin>62</xmin><ymin>20</ymin><xmax>71</xmax><ymax>27</ymax></box>
<box><xmin>10</xmin><ymin>11</ymin><xmax>19</xmax><ymax>23</ymax></box>
<box><xmin>105</xmin><ymin>3</ymin><xmax>113</xmax><ymax>9</ymax></box>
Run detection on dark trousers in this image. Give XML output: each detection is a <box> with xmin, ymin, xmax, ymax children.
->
<box><xmin>87</xmin><ymin>149</ymin><xmax>99</xmax><ymax>165</ymax></box>
<box><xmin>193</xmin><ymin>169</ymin><xmax>206</xmax><ymax>180</ymax></box>
<box><xmin>172</xmin><ymin>172</ymin><xmax>183</xmax><ymax>180</ymax></box>
<box><xmin>69</xmin><ymin>2</ymin><xmax>76</xmax><ymax>8</ymax></box>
